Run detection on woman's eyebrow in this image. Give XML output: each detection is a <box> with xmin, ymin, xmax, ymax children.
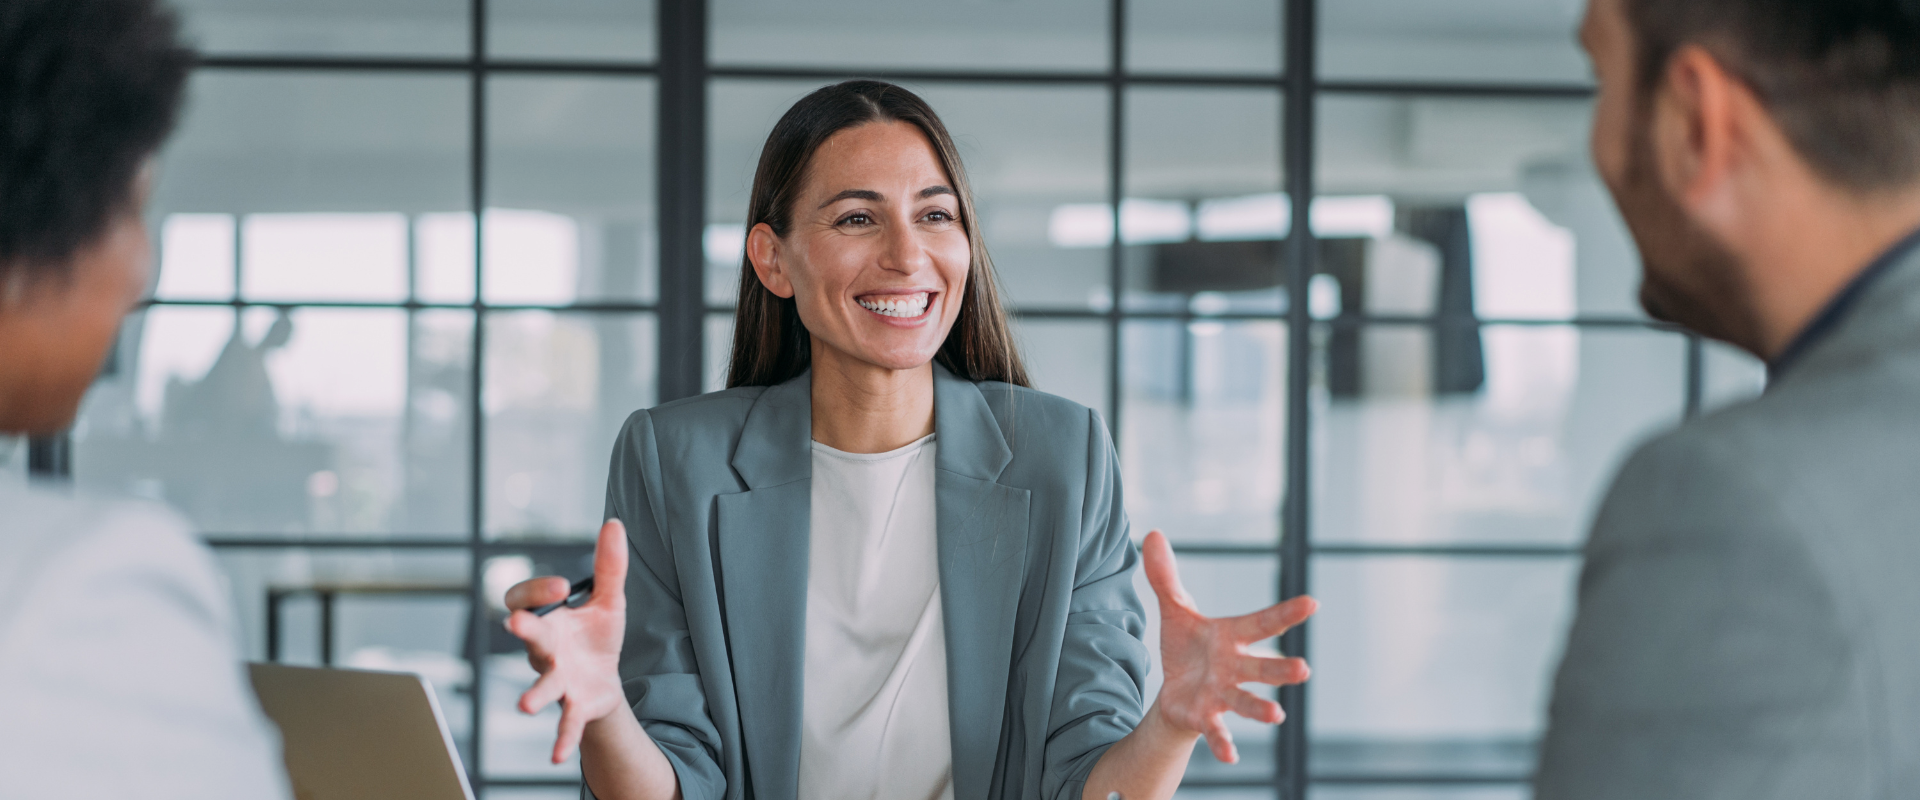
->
<box><xmin>919</xmin><ymin>185</ymin><xmax>955</xmax><ymax>199</ymax></box>
<box><xmin>817</xmin><ymin>188</ymin><xmax>882</xmax><ymax>208</ymax></box>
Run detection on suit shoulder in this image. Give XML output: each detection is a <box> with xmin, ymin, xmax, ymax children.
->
<box><xmin>623</xmin><ymin>386</ymin><xmax>766</xmax><ymax>440</ymax></box>
<box><xmin>973</xmin><ymin>382</ymin><xmax>1106</xmax><ymax>465</ymax></box>
<box><xmin>975</xmin><ymin>381</ymin><xmax>1100</xmax><ymax>429</ymax></box>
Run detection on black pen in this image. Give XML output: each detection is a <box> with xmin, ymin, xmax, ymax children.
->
<box><xmin>529</xmin><ymin>576</ymin><xmax>595</xmax><ymax>617</ymax></box>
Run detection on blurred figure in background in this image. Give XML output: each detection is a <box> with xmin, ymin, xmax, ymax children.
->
<box><xmin>0</xmin><ymin>1</ymin><xmax>289</xmax><ymax>797</ymax></box>
<box><xmin>1544</xmin><ymin>0</ymin><xmax>1920</xmax><ymax>797</ymax></box>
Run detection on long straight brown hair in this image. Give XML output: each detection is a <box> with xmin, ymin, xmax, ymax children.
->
<box><xmin>725</xmin><ymin>80</ymin><xmax>1030</xmax><ymax>389</ymax></box>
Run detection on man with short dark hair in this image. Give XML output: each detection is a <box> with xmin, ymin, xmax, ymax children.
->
<box><xmin>0</xmin><ymin>0</ymin><xmax>289</xmax><ymax>796</ymax></box>
<box><xmin>1542</xmin><ymin>0</ymin><xmax>1920</xmax><ymax>796</ymax></box>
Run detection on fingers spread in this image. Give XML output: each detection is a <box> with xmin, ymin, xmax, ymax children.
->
<box><xmin>591</xmin><ymin>519</ymin><xmax>630</xmax><ymax>610</ymax></box>
<box><xmin>553</xmin><ymin>700</ymin><xmax>586</xmax><ymax>765</ymax></box>
<box><xmin>1204</xmin><ymin>717</ymin><xmax>1238</xmax><ymax>764</ymax></box>
<box><xmin>1140</xmin><ymin>530</ymin><xmax>1194</xmax><ymax>610</ymax></box>
<box><xmin>505</xmin><ymin>576</ymin><xmax>573</xmax><ymax>611</ymax></box>
<box><xmin>1238</xmin><ymin>655</ymin><xmax>1311</xmax><ymax>686</ymax></box>
<box><xmin>505</xmin><ymin>610</ymin><xmax>561</xmax><ymax>654</ymax></box>
<box><xmin>1225</xmin><ymin>594</ymin><xmax>1318</xmax><ymax>642</ymax></box>
<box><xmin>1228</xmin><ymin>688</ymin><xmax>1284</xmax><ymax>724</ymax></box>
<box><xmin>520</xmin><ymin>670</ymin><xmax>566</xmax><ymax>715</ymax></box>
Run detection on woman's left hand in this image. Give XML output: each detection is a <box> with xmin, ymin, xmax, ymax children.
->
<box><xmin>1142</xmin><ymin>528</ymin><xmax>1317</xmax><ymax>764</ymax></box>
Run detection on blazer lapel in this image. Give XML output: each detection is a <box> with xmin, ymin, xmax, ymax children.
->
<box><xmin>717</xmin><ymin>372</ymin><xmax>813</xmax><ymax>800</ymax></box>
<box><xmin>932</xmin><ymin>365</ymin><xmax>1032</xmax><ymax>800</ymax></box>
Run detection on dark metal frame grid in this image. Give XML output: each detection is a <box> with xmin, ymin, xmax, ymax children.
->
<box><xmin>18</xmin><ymin>1</ymin><xmax>1715</xmax><ymax>797</ymax></box>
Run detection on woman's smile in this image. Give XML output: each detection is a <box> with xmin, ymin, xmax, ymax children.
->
<box><xmin>855</xmin><ymin>290</ymin><xmax>937</xmax><ymax>324</ymax></box>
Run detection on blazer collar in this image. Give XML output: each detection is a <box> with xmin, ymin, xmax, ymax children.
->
<box><xmin>730</xmin><ymin>362</ymin><xmax>1013</xmax><ymax>487</ymax></box>
<box><xmin>932</xmin><ymin>362</ymin><xmax>1014</xmax><ymax>482</ymax></box>
<box><xmin>730</xmin><ymin>370</ymin><xmax>813</xmax><ymax>489</ymax></box>
<box><xmin>1775</xmin><ymin>233</ymin><xmax>1920</xmax><ymax>387</ymax></box>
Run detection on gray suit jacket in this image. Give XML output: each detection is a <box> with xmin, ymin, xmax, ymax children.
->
<box><xmin>593</xmin><ymin>364</ymin><xmax>1149</xmax><ymax>800</ymax></box>
<box><xmin>1536</xmin><ymin>246</ymin><xmax>1920</xmax><ymax>798</ymax></box>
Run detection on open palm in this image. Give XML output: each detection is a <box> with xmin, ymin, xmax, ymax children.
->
<box><xmin>1142</xmin><ymin>529</ymin><xmax>1316</xmax><ymax>764</ymax></box>
<box><xmin>503</xmin><ymin>519</ymin><xmax>631</xmax><ymax>764</ymax></box>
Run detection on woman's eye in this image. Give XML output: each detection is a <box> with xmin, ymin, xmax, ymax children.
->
<box><xmin>923</xmin><ymin>209</ymin><xmax>956</xmax><ymax>223</ymax></box>
<box><xmin>839</xmin><ymin>213</ymin><xmax>874</xmax><ymax>227</ymax></box>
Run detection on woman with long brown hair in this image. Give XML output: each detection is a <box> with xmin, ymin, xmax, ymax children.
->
<box><xmin>503</xmin><ymin>80</ymin><xmax>1317</xmax><ymax>800</ymax></box>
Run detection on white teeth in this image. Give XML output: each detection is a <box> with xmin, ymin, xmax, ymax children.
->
<box><xmin>858</xmin><ymin>293</ymin><xmax>930</xmax><ymax>318</ymax></box>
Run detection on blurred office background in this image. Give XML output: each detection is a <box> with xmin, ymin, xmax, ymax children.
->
<box><xmin>0</xmin><ymin>0</ymin><xmax>1775</xmax><ymax>797</ymax></box>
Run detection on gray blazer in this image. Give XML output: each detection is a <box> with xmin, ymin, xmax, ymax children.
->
<box><xmin>1536</xmin><ymin>245</ymin><xmax>1920</xmax><ymax>798</ymax></box>
<box><xmin>593</xmin><ymin>364</ymin><xmax>1149</xmax><ymax>800</ymax></box>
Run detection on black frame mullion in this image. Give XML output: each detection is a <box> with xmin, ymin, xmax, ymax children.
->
<box><xmin>1278</xmin><ymin>0</ymin><xmax>1317</xmax><ymax>798</ymax></box>
<box><xmin>1106</xmin><ymin>0</ymin><xmax>1127</xmax><ymax>439</ymax></box>
<box><xmin>464</xmin><ymin>0</ymin><xmax>490</xmax><ymax>784</ymax></box>
<box><xmin>657</xmin><ymin>0</ymin><xmax>708</xmax><ymax>404</ymax></box>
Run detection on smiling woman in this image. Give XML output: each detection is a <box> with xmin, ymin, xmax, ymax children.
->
<box><xmin>501</xmin><ymin>80</ymin><xmax>1318</xmax><ymax>800</ymax></box>
<box><xmin>727</xmin><ymin>81</ymin><xmax>1027</xmax><ymax>394</ymax></box>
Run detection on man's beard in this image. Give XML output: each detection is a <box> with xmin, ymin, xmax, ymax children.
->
<box><xmin>1609</xmin><ymin>114</ymin><xmax>1762</xmax><ymax>351</ymax></box>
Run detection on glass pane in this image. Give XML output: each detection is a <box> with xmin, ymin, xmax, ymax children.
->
<box><xmin>925</xmin><ymin>84</ymin><xmax>1110</xmax><ymax>309</ymax></box>
<box><xmin>153</xmin><ymin>213</ymin><xmax>237</xmax><ymax>301</ymax></box>
<box><xmin>1123</xmin><ymin>87</ymin><xmax>1285</xmax><ymax>313</ymax></box>
<box><xmin>74</xmin><ymin>307</ymin><xmax>473</xmax><ymax>536</ymax></box>
<box><xmin>1320</xmin><ymin>0</ymin><xmax>1590</xmax><ymax>84</ymax></box>
<box><xmin>1012</xmin><ymin>319</ymin><xmax>1109</xmax><ymax>421</ymax></box>
<box><xmin>706</xmin><ymin>81</ymin><xmax>1110</xmax><ymax>309</ymax></box>
<box><xmin>484</xmin><ymin>312</ymin><xmax>656</xmax><ymax>541</ymax></box>
<box><xmin>1308</xmin><ymin>555</ymin><xmax>1579</xmax><ymax>777</ymax></box>
<box><xmin>1130</xmin><ymin>0</ymin><xmax>1282</xmax><ymax>75</ymax></box>
<box><xmin>215</xmin><ymin>548</ymin><xmax>474</xmax><ymax>755</ymax></box>
<box><xmin>0</xmin><ymin>436</ymin><xmax>24</xmax><ymax>489</ymax></box>
<box><xmin>1175</xmin><ymin>790</ymin><xmax>1274</xmax><ymax>800</ymax></box>
<box><xmin>243</xmin><ymin>213</ymin><xmax>410</xmax><ymax>303</ymax></box>
<box><xmin>173</xmin><ymin>0</ymin><xmax>468</xmax><ymax>58</ymax></box>
<box><xmin>1318</xmin><ymin>95</ymin><xmax>1641</xmax><ymax>319</ymax></box>
<box><xmin>705</xmin><ymin>80</ymin><xmax>803</xmax><ymax>307</ymax></box>
<box><xmin>1703</xmin><ymin>339</ymin><xmax>1767</xmax><ymax>413</ymax></box>
<box><xmin>485</xmin><ymin>788</ymin><xmax>581</xmax><ymax>799</ymax></box>
<box><xmin>705</xmin><ymin>313</ymin><xmax>736</xmax><ymax>394</ymax></box>
<box><xmin>488</xmin><ymin>77</ymin><xmax>657</xmax><ymax>305</ymax></box>
<box><xmin>489</xmin><ymin>0</ymin><xmax>655</xmax><ymax>61</ymax></box>
<box><xmin>1316</xmin><ymin>325</ymin><xmax>1686</xmax><ymax>545</ymax></box>
<box><xmin>1311</xmin><ymin>788</ymin><xmax>1528</xmax><ymax>800</ymax></box>
<box><xmin>1122</xmin><ymin>321</ymin><xmax>1284</xmax><ymax>544</ymax></box>
<box><xmin>153</xmin><ymin>73</ymin><xmax>469</xmax><ymax>274</ymax></box>
<box><xmin>711</xmin><ymin>0</ymin><xmax>1107</xmax><ymax>72</ymax></box>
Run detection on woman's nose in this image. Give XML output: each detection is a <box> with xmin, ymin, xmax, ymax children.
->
<box><xmin>879</xmin><ymin>221</ymin><xmax>931</xmax><ymax>274</ymax></box>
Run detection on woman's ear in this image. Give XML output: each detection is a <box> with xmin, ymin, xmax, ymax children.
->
<box><xmin>747</xmin><ymin>223</ymin><xmax>795</xmax><ymax>299</ymax></box>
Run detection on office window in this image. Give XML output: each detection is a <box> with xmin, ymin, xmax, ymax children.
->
<box><xmin>41</xmin><ymin>1</ymin><xmax>1775</xmax><ymax>797</ymax></box>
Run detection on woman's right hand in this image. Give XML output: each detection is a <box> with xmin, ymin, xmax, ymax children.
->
<box><xmin>504</xmin><ymin>518</ymin><xmax>631</xmax><ymax>764</ymax></box>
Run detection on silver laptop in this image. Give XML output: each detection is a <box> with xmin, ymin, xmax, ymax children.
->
<box><xmin>249</xmin><ymin>662</ymin><xmax>477</xmax><ymax>800</ymax></box>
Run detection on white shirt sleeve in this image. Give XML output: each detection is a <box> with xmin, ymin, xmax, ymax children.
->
<box><xmin>0</xmin><ymin>495</ymin><xmax>291</xmax><ymax>800</ymax></box>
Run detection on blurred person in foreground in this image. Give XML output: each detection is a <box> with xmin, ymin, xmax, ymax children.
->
<box><xmin>0</xmin><ymin>0</ymin><xmax>289</xmax><ymax>797</ymax></box>
<box><xmin>1543</xmin><ymin>0</ymin><xmax>1920</xmax><ymax>796</ymax></box>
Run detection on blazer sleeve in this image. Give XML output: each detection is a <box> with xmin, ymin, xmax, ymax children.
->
<box><xmin>1534</xmin><ymin>433</ymin><xmax>1866</xmax><ymax>800</ymax></box>
<box><xmin>587</xmin><ymin>410</ymin><xmax>727</xmax><ymax>800</ymax></box>
<box><xmin>1043</xmin><ymin>409</ymin><xmax>1153</xmax><ymax>800</ymax></box>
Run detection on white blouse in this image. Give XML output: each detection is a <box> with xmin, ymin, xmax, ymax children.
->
<box><xmin>798</xmin><ymin>433</ymin><xmax>954</xmax><ymax>800</ymax></box>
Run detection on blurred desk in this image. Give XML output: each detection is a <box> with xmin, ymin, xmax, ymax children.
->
<box><xmin>266</xmin><ymin>582</ymin><xmax>468</xmax><ymax>665</ymax></box>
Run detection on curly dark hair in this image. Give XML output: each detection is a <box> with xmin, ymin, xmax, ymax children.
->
<box><xmin>0</xmin><ymin>0</ymin><xmax>192</xmax><ymax>286</ymax></box>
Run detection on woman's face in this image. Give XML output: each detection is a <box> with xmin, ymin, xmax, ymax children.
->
<box><xmin>747</xmin><ymin>120</ymin><xmax>972</xmax><ymax>374</ymax></box>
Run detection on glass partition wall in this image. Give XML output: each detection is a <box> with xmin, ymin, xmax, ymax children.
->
<box><xmin>39</xmin><ymin>1</ymin><xmax>1769</xmax><ymax>797</ymax></box>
